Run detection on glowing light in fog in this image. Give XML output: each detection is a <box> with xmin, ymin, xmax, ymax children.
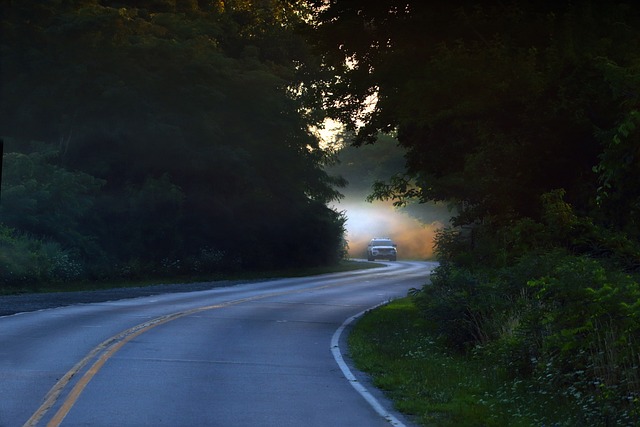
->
<box><xmin>335</xmin><ymin>200</ymin><xmax>444</xmax><ymax>260</ymax></box>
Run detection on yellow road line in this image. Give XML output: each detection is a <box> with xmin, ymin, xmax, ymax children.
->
<box><xmin>25</xmin><ymin>280</ymin><xmax>345</xmax><ymax>426</ymax></box>
<box><xmin>46</xmin><ymin>312</ymin><xmax>183</xmax><ymax>426</ymax></box>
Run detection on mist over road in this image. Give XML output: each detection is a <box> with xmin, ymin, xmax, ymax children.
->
<box><xmin>1</xmin><ymin>261</ymin><xmax>435</xmax><ymax>426</ymax></box>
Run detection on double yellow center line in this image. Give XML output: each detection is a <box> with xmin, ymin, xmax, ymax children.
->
<box><xmin>25</xmin><ymin>280</ymin><xmax>344</xmax><ymax>426</ymax></box>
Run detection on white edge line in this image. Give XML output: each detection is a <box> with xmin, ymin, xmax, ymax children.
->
<box><xmin>331</xmin><ymin>302</ymin><xmax>406</xmax><ymax>427</ymax></box>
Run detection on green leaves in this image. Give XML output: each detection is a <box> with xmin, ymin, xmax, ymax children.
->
<box><xmin>594</xmin><ymin>107</ymin><xmax>640</xmax><ymax>234</ymax></box>
<box><xmin>1</xmin><ymin>151</ymin><xmax>104</xmax><ymax>251</ymax></box>
<box><xmin>528</xmin><ymin>256</ymin><xmax>640</xmax><ymax>405</ymax></box>
<box><xmin>0</xmin><ymin>1</ymin><xmax>348</xmax><ymax>284</ymax></box>
<box><xmin>306</xmin><ymin>4</ymin><xmax>640</xmax><ymax>422</ymax></box>
<box><xmin>307</xmin><ymin>1</ymin><xmax>640</xmax><ymax>229</ymax></box>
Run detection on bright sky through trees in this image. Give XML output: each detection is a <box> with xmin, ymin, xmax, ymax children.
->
<box><xmin>326</xmin><ymin>133</ymin><xmax>449</xmax><ymax>260</ymax></box>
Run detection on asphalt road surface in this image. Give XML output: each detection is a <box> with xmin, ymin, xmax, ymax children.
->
<box><xmin>0</xmin><ymin>261</ymin><xmax>436</xmax><ymax>427</ymax></box>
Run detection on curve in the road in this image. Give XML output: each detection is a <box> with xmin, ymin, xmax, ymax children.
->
<box><xmin>25</xmin><ymin>273</ymin><xmax>410</xmax><ymax>427</ymax></box>
<box><xmin>26</xmin><ymin>289</ymin><xmax>314</xmax><ymax>426</ymax></box>
<box><xmin>331</xmin><ymin>302</ymin><xmax>406</xmax><ymax>427</ymax></box>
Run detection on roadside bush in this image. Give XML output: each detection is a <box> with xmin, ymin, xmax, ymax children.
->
<box><xmin>38</xmin><ymin>241</ymin><xmax>84</xmax><ymax>282</ymax></box>
<box><xmin>415</xmin><ymin>191</ymin><xmax>640</xmax><ymax>424</ymax></box>
<box><xmin>1</xmin><ymin>150</ymin><xmax>104</xmax><ymax>258</ymax></box>
<box><xmin>189</xmin><ymin>247</ymin><xmax>228</xmax><ymax>274</ymax></box>
<box><xmin>415</xmin><ymin>226</ymin><xmax>555</xmax><ymax>353</ymax></box>
<box><xmin>528</xmin><ymin>256</ymin><xmax>640</xmax><ymax>424</ymax></box>
<box><xmin>414</xmin><ymin>265</ymin><xmax>487</xmax><ymax>351</ymax></box>
<box><xmin>0</xmin><ymin>225</ymin><xmax>84</xmax><ymax>290</ymax></box>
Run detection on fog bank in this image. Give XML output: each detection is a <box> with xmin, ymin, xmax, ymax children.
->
<box><xmin>334</xmin><ymin>199</ymin><xmax>447</xmax><ymax>260</ymax></box>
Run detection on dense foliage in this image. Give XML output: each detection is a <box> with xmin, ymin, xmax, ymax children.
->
<box><xmin>309</xmin><ymin>1</ymin><xmax>640</xmax><ymax>226</ymax></box>
<box><xmin>0</xmin><ymin>0</ymin><xmax>347</xmax><ymax>289</ymax></box>
<box><xmin>416</xmin><ymin>195</ymin><xmax>640</xmax><ymax>425</ymax></box>
<box><xmin>307</xmin><ymin>1</ymin><xmax>640</xmax><ymax>423</ymax></box>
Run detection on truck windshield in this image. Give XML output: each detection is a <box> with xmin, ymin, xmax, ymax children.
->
<box><xmin>371</xmin><ymin>240</ymin><xmax>394</xmax><ymax>246</ymax></box>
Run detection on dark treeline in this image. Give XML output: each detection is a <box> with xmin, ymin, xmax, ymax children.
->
<box><xmin>307</xmin><ymin>1</ymin><xmax>640</xmax><ymax>424</ymax></box>
<box><xmin>0</xmin><ymin>0</ymin><xmax>347</xmax><ymax>287</ymax></box>
<box><xmin>3</xmin><ymin>1</ymin><xmax>640</xmax><ymax>422</ymax></box>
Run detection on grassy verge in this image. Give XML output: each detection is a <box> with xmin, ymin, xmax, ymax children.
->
<box><xmin>348</xmin><ymin>297</ymin><xmax>578</xmax><ymax>427</ymax></box>
<box><xmin>1</xmin><ymin>259</ymin><xmax>383</xmax><ymax>295</ymax></box>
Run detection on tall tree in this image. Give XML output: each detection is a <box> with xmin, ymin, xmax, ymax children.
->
<box><xmin>306</xmin><ymin>1</ymin><xmax>640</xmax><ymax>229</ymax></box>
<box><xmin>1</xmin><ymin>0</ymin><xmax>346</xmax><ymax>278</ymax></box>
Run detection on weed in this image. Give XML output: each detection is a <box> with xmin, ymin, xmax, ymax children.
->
<box><xmin>349</xmin><ymin>297</ymin><xmax>638</xmax><ymax>426</ymax></box>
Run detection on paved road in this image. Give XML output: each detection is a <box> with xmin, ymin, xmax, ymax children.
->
<box><xmin>0</xmin><ymin>261</ymin><xmax>435</xmax><ymax>427</ymax></box>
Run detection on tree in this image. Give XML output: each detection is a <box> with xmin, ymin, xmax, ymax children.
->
<box><xmin>1</xmin><ymin>150</ymin><xmax>105</xmax><ymax>257</ymax></box>
<box><xmin>1</xmin><ymin>0</ymin><xmax>347</xmax><ymax>281</ymax></box>
<box><xmin>305</xmin><ymin>3</ymin><xmax>640</xmax><ymax>419</ymax></box>
<box><xmin>306</xmin><ymin>1</ymin><xmax>640</xmax><ymax>229</ymax></box>
<box><xmin>592</xmin><ymin>60</ymin><xmax>640</xmax><ymax>236</ymax></box>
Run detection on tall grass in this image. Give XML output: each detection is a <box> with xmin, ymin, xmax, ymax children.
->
<box><xmin>348</xmin><ymin>297</ymin><xmax>638</xmax><ymax>426</ymax></box>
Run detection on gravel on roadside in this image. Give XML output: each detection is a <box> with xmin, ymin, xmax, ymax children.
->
<box><xmin>0</xmin><ymin>280</ymin><xmax>257</xmax><ymax>317</ymax></box>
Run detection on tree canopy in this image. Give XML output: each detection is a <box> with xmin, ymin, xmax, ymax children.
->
<box><xmin>1</xmin><ymin>0</ymin><xmax>347</xmax><ymax>286</ymax></box>
<box><xmin>307</xmin><ymin>1</ymin><xmax>640</xmax><ymax>232</ymax></box>
<box><xmin>305</xmin><ymin>3</ymin><xmax>640</xmax><ymax>421</ymax></box>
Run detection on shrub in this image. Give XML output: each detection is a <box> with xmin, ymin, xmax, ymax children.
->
<box><xmin>417</xmin><ymin>215</ymin><xmax>640</xmax><ymax>424</ymax></box>
<box><xmin>0</xmin><ymin>224</ymin><xmax>84</xmax><ymax>290</ymax></box>
<box><xmin>528</xmin><ymin>256</ymin><xmax>640</xmax><ymax>422</ymax></box>
<box><xmin>414</xmin><ymin>266</ymin><xmax>487</xmax><ymax>351</ymax></box>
